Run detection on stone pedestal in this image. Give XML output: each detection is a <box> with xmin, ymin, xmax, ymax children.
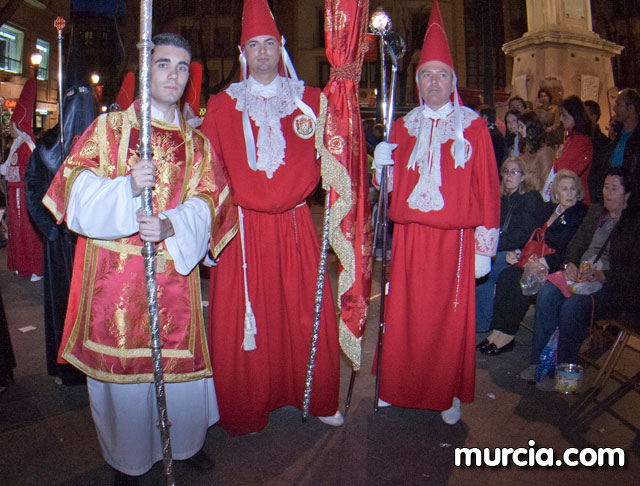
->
<box><xmin>503</xmin><ymin>0</ymin><xmax>622</xmax><ymax>129</ymax></box>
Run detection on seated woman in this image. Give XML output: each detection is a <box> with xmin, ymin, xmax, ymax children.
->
<box><xmin>552</xmin><ymin>96</ymin><xmax>593</xmax><ymax>204</ymax></box>
<box><xmin>476</xmin><ymin>157</ymin><xmax>542</xmax><ymax>332</ymax></box>
<box><xmin>503</xmin><ymin>109</ymin><xmax>521</xmax><ymax>163</ymax></box>
<box><xmin>478</xmin><ymin>169</ymin><xmax>588</xmax><ymax>354</ymax></box>
<box><xmin>517</xmin><ymin>111</ymin><xmax>556</xmax><ymax>192</ymax></box>
<box><xmin>520</xmin><ymin>168</ymin><xmax>637</xmax><ymax>382</ymax></box>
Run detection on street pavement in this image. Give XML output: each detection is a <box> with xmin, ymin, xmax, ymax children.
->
<box><xmin>0</xmin><ymin>203</ymin><xmax>638</xmax><ymax>485</ymax></box>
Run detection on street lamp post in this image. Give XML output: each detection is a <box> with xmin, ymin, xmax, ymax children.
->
<box><xmin>30</xmin><ymin>52</ymin><xmax>43</xmax><ymax>132</ymax></box>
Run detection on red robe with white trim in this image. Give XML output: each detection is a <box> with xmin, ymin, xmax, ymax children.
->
<box><xmin>375</xmin><ymin>106</ymin><xmax>500</xmax><ymax>410</ymax></box>
<box><xmin>201</xmin><ymin>81</ymin><xmax>339</xmax><ymax>435</ymax></box>
<box><xmin>6</xmin><ymin>142</ymin><xmax>43</xmax><ymax>276</ymax></box>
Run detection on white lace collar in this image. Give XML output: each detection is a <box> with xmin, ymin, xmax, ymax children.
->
<box><xmin>227</xmin><ymin>75</ymin><xmax>306</xmax><ymax>178</ymax></box>
<box><xmin>402</xmin><ymin>104</ymin><xmax>477</xmax><ymax>213</ymax></box>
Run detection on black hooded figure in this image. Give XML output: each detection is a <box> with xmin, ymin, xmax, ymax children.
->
<box><xmin>24</xmin><ymin>32</ymin><xmax>96</xmax><ymax>385</ymax></box>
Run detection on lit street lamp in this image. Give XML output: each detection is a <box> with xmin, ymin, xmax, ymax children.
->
<box><xmin>30</xmin><ymin>51</ymin><xmax>43</xmax><ymax>79</ymax></box>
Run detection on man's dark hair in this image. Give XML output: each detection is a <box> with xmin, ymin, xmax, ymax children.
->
<box><xmin>584</xmin><ymin>100</ymin><xmax>601</xmax><ymax>122</ymax></box>
<box><xmin>605</xmin><ymin>166</ymin><xmax>632</xmax><ymax>195</ymax></box>
<box><xmin>478</xmin><ymin>104</ymin><xmax>496</xmax><ymax>124</ymax></box>
<box><xmin>537</xmin><ymin>87</ymin><xmax>552</xmax><ymax>100</ymax></box>
<box><xmin>152</xmin><ymin>33</ymin><xmax>191</xmax><ymax>58</ymax></box>
<box><xmin>621</xmin><ymin>88</ymin><xmax>640</xmax><ymax>115</ymax></box>
<box><xmin>562</xmin><ymin>95</ymin><xmax>592</xmax><ymax>136</ymax></box>
<box><xmin>508</xmin><ymin>96</ymin><xmax>525</xmax><ymax>111</ymax></box>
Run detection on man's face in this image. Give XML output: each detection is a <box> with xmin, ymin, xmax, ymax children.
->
<box><xmin>150</xmin><ymin>44</ymin><xmax>190</xmax><ymax>109</ymax></box>
<box><xmin>509</xmin><ymin>99</ymin><xmax>525</xmax><ymax>113</ymax></box>
<box><xmin>244</xmin><ymin>35</ymin><xmax>281</xmax><ymax>79</ymax></box>
<box><xmin>418</xmin><ymin>61</ymin><xmax>454</xmax><ymax>110</ymax></box>
<box><xmin>613</xmin><ymin>91</ymin><xmax>631</xmax><ymax>124</ymax></box>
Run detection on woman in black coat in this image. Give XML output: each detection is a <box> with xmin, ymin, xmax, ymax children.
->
<box><xmin>478</xmin><ymin>169</ymin><xmax>588</xmax><ymax>354</ymax></box>
<box><xmin>476</xmin><ymin>156</ymin><xmax>542</xmax><ymax>331</ymax></box>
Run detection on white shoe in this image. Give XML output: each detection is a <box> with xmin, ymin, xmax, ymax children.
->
<box><xmin>30</xmin><ymin>274</ymin><xmax>43</xmax><ymax>282</ymax></box>
<box><xmin>441</xmin><ymin>397</ymin><xmax>461</xmax><ymax>425</ymax></box>
<box><xmin>318</xmin><ymin>410</ymin><xmax>344</xmax><ymax>427</ymax></box>
<box><xmin>377</xmin><ymin>398</ymin><xmax>392</xmax><ymax>408</ymax></box>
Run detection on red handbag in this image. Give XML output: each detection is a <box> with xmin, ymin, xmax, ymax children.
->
<box><xmin>516</xmin><ymin>225</ymin><xmax>555</xmax><ymax>268</ymax></box>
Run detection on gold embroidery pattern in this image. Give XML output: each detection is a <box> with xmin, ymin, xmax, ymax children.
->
<box><xmin>315</xmin><ymin>93</ymin><xmax>361</xmax><ymax>368</ymax></box>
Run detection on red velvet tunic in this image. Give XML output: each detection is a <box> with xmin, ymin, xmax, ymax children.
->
<box><xmin>6</xmin><ymin>143</ymin><xmax>43</xmax><ymax>276</ymax></box>
<box><xmin>201</xmin><ymin>82</ymin><xmax>339</xmax><ymax>435</ymax></box>
<box><xmin>43</xmin><ymin>104</ymin><xmax>236</xmax><ymax>383</ymax></box>
<box><xmin>375</xmin><ymin>108</ymin><xmax>500</xmax><ymax>410</ymax></box>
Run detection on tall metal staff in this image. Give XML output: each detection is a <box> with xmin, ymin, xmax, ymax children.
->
<box><xmin>367</xmin><ymin>8</ymin><xmax>405</xmax><ymax>413</ymax></box>
<box><xmin>138</xmin><ymin>1</ymin><xmax>175</xmax><ymax>484</ymax></box>
<box><xmin>54</xmin><ymin>17</ymin><xmax>66</xmax><ymax>161</ymax></box>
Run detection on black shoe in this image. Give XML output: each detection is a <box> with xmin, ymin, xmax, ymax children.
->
<box><xmin>476</xmin><ymin>339</ymin><xmax>491</xmax><ymax>352</ymax></box>
<box><xmin>482</xmin><ymin>339</ymin><xmax>516</xmax><ymax>356</ymax></box>
<box><xmin>183</xmin><ymin>450</ymin><xmax>215</xmax><ymax>471</ymax></box>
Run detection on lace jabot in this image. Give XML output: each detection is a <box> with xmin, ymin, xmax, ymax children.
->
<box><xmin>402</xmin><ymin>104</ymin><xmax>477</xmax><ymax>212</ymax></box>
<box><xmin>227</xmin><ymin>76</ymin><xmax>306</xmax><ymax>178</ymax></box>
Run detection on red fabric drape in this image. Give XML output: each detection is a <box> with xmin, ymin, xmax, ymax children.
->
<box><xmin>316</xmin><ymin>0</ymin><xmax>371</xmax><ymax>370</ymax></box>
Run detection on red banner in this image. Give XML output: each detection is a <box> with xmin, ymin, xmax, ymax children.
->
<box><xmin>316</xmin><ymin>0</ymin><xmax>372</xmax><ymax>370</ymax></box>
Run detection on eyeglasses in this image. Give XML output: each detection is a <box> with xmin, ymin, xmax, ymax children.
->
<box><xmin>501</xmin><ymin>169</ymin><xmax>523</xmax><ymax>175</ymax></box>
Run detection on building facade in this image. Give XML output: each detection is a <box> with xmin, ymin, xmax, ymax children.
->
<box><xmin>0</xmin><ymin>0</ymin><xmax>70</xmax><ymax>133</ymax></box>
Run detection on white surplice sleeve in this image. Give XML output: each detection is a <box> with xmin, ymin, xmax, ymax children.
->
<box><xmin>161</xmin><ymin>198</ymin><xmax>211</xmax><ymax>275</ymax></box>
<box><xmin>67</xmin><ymin>170</ymin><xmax>211</xmax><ymax>276</ymax></box>
<box><xmin>67</xmin><ymin>170</ymin><xmax>141</xmax><ymax>239</ymax></box>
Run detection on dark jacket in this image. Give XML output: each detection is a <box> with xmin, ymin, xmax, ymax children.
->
<box><xmin>564</xmin><ymin>203</ymin><xmax>605</xmax><ymax>266</ymax></box>
<box><xmin>538</xmin><ymin>201</ymin><xmax>589</xmax><ymax>273</ymax></box>
<box><xmin>498</xmin><ymin>190</ymin><xmax>542</xmax><ymax>251</ymax></box>
<box><xmin>603</xmin><ymin>124</ymin><xmax>640</xmax><ymax>206</ymax></box>
<box><xmin>608</xmin><ymin>210</ymin><xmax>640</xmax><ymax>322</ymax></box>
<box><xmin>587</xmin><ymin>127</ymin><xmax>610</xmax><ymax>203</ymax></box>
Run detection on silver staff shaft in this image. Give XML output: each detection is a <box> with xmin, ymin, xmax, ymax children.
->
<box><xmin>373</xmin><ymin>37</ymin><xmax>399</xmax><ymax>413</ymax></box>
<box><xmin>302</xmin><ymin>191</ymin><xmax>332</xmax><ymax>419</ymax></box>
<box><xmin>57</xmin><ymin>28</ymin><xmax>65</xmax><ymax>161</ymax></box>
<box><xmin>138</xmin><ymin>1</ymin><xmax>175</xmax><ymax>484</ymax></box>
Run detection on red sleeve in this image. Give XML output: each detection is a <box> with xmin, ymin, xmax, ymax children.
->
<box><xmin>553</xmin><ymin>134</ymin><xmax>593</xmax><ymax>177</ymax></box>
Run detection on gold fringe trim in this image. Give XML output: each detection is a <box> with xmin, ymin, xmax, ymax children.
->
<box><xmin>315</xmin><ymin>92</ymin><xmax>361</xmax><ymax>370</ymax></box>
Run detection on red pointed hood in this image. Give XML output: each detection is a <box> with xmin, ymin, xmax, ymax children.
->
<box><xmin>181</xmin><ymin>62</ymin><xmax>202</xmax><ymax>112</ymax></box>
<box><xmin>10</xmin><ymin>78</ymin><xmax>37</xmax><ymax>137</ymax></box>
<box><xmin>418</xmin><ymin>0</ymin><xmax>454</xmax><ymax>72</ymax></box>
<box><xmin>114</xmin><ymin>72</ymin><xmax>135</xmax><ymax>111</ymax></box>
<box><xmin>240</xmin><ymin>0</ymin><xmax>281</xmax><ymax>47</ymax></box>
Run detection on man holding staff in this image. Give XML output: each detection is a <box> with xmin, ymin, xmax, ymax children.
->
<box><xmin>372</xmin><ymin>0</ymin><xmax>500</xmax><ymax>424</ymax></box>
<box><xmin>43</xmin><ymin>33</ymin><xmax>236</xmax><ymax>481</ymax></box>
<box><xmin>200</xmin><ymin>0</ymin><xmax>342</xmax><ymax>435</ymax></box>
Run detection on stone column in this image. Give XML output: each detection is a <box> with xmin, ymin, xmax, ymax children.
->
<box><xmin>503</xmin><ymin>0</ymin><xmax>622</xmax><ymax>129</ymax></box>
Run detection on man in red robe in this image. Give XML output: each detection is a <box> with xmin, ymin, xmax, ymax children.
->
<box><xmin>44</xmin><ymin>34</ymin><xmax>236</xmax><ymax>480</ymax></box>
<box><xmin>372</xmin><ymin>0</ymin><xmax>500</xmax><ymax>424</ymax></box>
<box><xmin>200</xmin><ymin>0</ymin><xmax>342</xmax><ymax>435</ymax></box>
<box><xmin>1</xmin><ymin>78</ymin><xmax>43</xmax><ymax>280</ymax></box>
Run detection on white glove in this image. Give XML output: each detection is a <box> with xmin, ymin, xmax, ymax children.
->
<box><xmin>373</xmin><ymin>142</ymin><xmax>397</xmax><ymax>173</ymax></box>
<box><xmin>0</xmin><ymin>160</ymin><xmax>9</xmax><ymax>177</ymax></box>
<box><xmin>475</xmin><ymin>254</ymin><xmax>491</xmax><ymax>279</ymax></box>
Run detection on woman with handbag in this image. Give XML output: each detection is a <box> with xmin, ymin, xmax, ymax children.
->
<box><xmin>478</xmin><ymin>169</ymin><xmax>588</xmax><ymax>355</ymax></box>
<box><xmin>520</xmin><ymin>168</ymin><xmax>635</xmax><ymax>382</ymax></box>
<box><xmin>475</xmin><ymin>157</ymin><xmax>542</xmax><ymax>332</ymax></box>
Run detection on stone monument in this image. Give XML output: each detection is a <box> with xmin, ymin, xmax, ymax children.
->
<box><xmin>503</xmin><ymin>0</ymin><xmax>622</xmax><ymax>129</ymax></box>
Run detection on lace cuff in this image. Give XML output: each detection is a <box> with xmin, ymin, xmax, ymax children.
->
<box><xmin>475</xmin><ymin>225</ymin><xmax>499</xmax><ymax>256</ymax></box>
